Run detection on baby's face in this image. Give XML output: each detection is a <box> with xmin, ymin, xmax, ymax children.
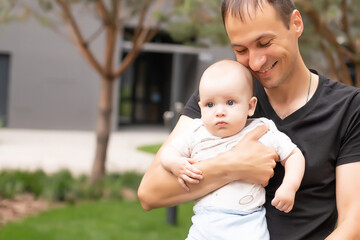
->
<box><xmin>199</xmin><ymin>73</ymin><xmax>255</xmax><ymax>138</ymax></box>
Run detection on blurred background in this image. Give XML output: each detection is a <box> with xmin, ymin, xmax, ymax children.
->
<box><xmin>0</xmin><ymin>0</ymin><xmax>359</xmax><ymax>239</ymax></box>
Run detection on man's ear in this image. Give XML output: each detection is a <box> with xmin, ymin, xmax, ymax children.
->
<box><xmin>291</xmin><ymin>9</ymin><xmax>304</xmax><ymax>38</ymax></box>
<box><xmin>248</xmin><ymin>97</ymin><xmax>257</xmax><ymax>117</ymax></box>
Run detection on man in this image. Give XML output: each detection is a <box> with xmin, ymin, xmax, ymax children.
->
<box><xmin>138</xmin><ymin>0</ymin><xmax>360</xmax><ymax>239</ymax></box>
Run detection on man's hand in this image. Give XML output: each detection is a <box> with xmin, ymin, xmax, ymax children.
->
<box><xmin>138</xmin><ymin>118</ymin><xmax>278</xmax><ymax>210</ymax></box>
<box><xmin>222</xmin><ymin>124</ymin><xmax>278</xmax><ymax>186</ymax></box>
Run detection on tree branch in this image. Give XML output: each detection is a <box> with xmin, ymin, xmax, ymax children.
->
<box><xmin>85</xmin><ymin>23</ymin><xmax>105</xmax><ymax>44</ymax></box>
<box><xmin>297</xmin><ymin>0</ymin><xmax>353</xmax><ymax>85</ymax></box>
<box><xmin>94</xmin><ymin>0</ymin><xmax>109</xmax><ymax>23</ymax></box>
<box><xmin>133</xmin><ymin>0</ymin><xmax>152</xmax><ymax>43</ymax></box>
<box><xmin>145</xmin><ymin>21</ymin><xmax>161</xmax><ymax>42</ymax></box>
<box><xmin>113</xmin><ymin>0</ymin><xmax>165</xmax><ymax>78</ymax></box>
<box><xmin>24</xmin><ymin>2</ymin><xmax>72</xmax><ymax>44</ymax></box>
<box><xmin>320</xmin><ymin>41</ymin><xmax>341</xmax><ymax>81</ymax></box>
<box><xmin>56</xmin><ymin>0</ymin><xmax>105</xmax><ymax>77</ymax></box>
<box><xmin>0</xmin><ymin>0</ymin><xmax>17</xmax><ymax>23</ymax></box>
<box><xmin>340</xmin><ymin>0</ymin><xmax>355</xmax><ymax>52</ymax></box>
<box><xmin>111</xmin><ymin>0</ymin><xmax>119</xmax><ymax>21</ymax></box>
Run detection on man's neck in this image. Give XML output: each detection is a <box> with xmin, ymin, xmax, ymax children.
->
<box><xmin>265</xmin><ymin>68</ymin><xmax>319</xmax><ymax>119</ymax></box>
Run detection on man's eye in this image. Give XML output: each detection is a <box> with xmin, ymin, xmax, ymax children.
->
<box><xmin>206</xmin><ymin>102</ymin><xmax>214</xmax><ymax>108</ymax></box>
<box><xmin>227</xmin><ymin>100</ymin><xmax>234</xmax><ymax>106</ymax></box>
<box><xmin>259</xmin><ymin>40</ymin><xmax>271</xmax><ymax>47</ymax></box>
<box><xmin>235</xmin><ymin>49</ymin><xmax>247</xmax><ymax>55</ymax></box>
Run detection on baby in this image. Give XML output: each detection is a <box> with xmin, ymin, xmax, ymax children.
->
<box><xmin>159</xmin><ymin>59</ymin><xmax>305</xmax><ymax>240</ymax></box>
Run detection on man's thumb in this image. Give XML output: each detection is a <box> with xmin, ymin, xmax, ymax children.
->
<box><xmin>243</xmin><ymin>124</ymin><xmax>269</xmax><ymax>141</ymax></box>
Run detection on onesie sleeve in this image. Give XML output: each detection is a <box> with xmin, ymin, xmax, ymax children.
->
<box><xmin>171</xmin><ymin>131</ymin><xmax>192</xmax><ymax>158</ymax></box>
<box><xmin>170</xmin><ymin>119</ymin><xmax>202</xmax><ymax>158</ymax></box>
<box><xmin>260</xmin><ymin>119</ymin><xmax>297</xmax><ymax>161</ymax></box>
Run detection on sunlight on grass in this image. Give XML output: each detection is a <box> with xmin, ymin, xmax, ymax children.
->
<box><xmin>0</xmin><ymin>200</ymin><xmax>193</xmax><ymax>240</ymax></box>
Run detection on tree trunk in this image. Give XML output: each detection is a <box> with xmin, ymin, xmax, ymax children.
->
<box><xmin>90</xmin><ymin>77</ymin><xmax>115</xmax><ymax>183</ymax></box>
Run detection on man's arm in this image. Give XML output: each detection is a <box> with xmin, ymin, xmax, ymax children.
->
<box><xmin>138</xmin><ymin>115</ymin><xmax>278</xmax><ymax>211</ymax></box>
<box><xmin>325</xmin><ymin>162</ymin><xmax>360</xmax><ymax>240</ymax></box>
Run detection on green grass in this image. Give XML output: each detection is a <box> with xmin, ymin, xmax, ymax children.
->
<box><xmin>0</xmin><ymin>144</ymin><xmax>192</xmax><ymax>239</ymax></box>
<box><xmin>0</xmin><ymin>200</ymin><xmax>194</xmax><ymax>240</ymax></box>
<box><xmin>137</xmin><ymin>143</ymin><xmax>163</xmax><ymax>154</ymax></box>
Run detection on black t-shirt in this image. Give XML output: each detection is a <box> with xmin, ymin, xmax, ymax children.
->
<box><xmin>182</xmin><ymin>71</ymin><xmax>360</xmax><ymax>240</ymax></box>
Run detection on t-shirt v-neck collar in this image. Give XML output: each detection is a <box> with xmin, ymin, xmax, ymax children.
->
<box><xmin>255</xmin><ymin>69</ymin><xmax>323</xmax><ymax>124</ymax></box>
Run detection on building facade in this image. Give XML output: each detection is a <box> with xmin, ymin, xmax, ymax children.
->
<box><xmin>0</xmin><ymin>11</ymin><xmax>233</xmax><ymax>131</ymax></box>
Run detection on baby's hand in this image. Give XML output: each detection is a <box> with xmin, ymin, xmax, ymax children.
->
<box><xmin>172</xmin><ymin>158</ymin><xmax>202</xmax><ymax>191</ymax></box>
<box><xmin>271</xmin><ymin>184</ymin><xmax>296</xmax><ymax>213</ymax></box>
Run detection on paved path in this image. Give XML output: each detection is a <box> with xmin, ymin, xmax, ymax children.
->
<box><xmin>0</xmin><ymin>126</ymin><xmax>169</xmax><ymax>176</ymax></box>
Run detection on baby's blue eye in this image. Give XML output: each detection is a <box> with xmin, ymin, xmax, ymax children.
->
<box><xmin>227</xmin><ymin>100</ymin><xmax>234</xmax><ymax>106</ymax></box>
<box><xmin>206</xmin><ymin>102</ymin><xmax>214</xmax><ymax>108</ymax></box>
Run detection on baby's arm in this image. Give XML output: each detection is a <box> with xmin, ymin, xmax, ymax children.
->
<box><xmin>271</xmin><ymin>147</ymin><xmax>305</xmax><ymax>213</ymax></box>
<box><xmin>159</xmin><ymin>144</ymin><xmax>202</xmax><ymax>191</ymax></box>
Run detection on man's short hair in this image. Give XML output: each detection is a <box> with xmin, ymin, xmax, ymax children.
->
<box><xmin>221</xmin><ymin>0</ymin><xmax>296</xmax><ymax>29</ymax></box>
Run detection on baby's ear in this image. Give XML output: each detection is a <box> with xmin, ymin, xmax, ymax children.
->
<box><xmin>248</xmin><ymin>97</ymin><xmax>258</xmax><ymax>117</ymax></box>
<box><xmin>198</xmin><ymin>101</ymin><xmax>201</xmax><ymax>107</ymax></box>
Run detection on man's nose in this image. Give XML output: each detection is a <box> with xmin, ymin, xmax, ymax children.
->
<box><xmin>249</xmin><ymin>51</ymin><xmax>267</xmax><ymax>72</ymax></box>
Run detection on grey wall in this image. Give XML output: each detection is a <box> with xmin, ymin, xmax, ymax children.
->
<box><xmin>0</xmin><ymin>6</ymin><xmax>233</xmax><ymax>131</ymax></box>
<box><xmin>0</xmin><ymin>12</ymin><xmax>119</xmax><ymax>130</ymax></box>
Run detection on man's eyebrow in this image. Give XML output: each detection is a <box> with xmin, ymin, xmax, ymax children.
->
<box><xmin>231</xmin><ymin>43</ymin><xmax>244</xmax><ymax>48</ymax></box>
<box><xmin>231</xmin><ymin>33</ymin><xmax>275</xmax><ymax>48</ymax></box>
<box><xmin>255</xmin><ymin>33</ymin><xmax>275</xmax><ymax>41</ymax></box>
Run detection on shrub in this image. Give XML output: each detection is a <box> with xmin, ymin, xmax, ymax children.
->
<box><xmin>0</xmin><ymin>171</ymin><xmax>24</xmax><ymax>198</ymax></box>
<box><xmin>0</xmin><ymin>170</ymin><xmax>46</xmax><ymax>198</ymax></box>
<box><xmin>43</xmin><ymin>170</ymin><xmax>74</xmax><ymax>202</ymax></box>
<box><xmin>0</xmin><ymin>170</ymin><xmax>143</xmax><ymax>202</ymax></box>
<box><xmin>119</xmin><ymin>171</ymin><xmax>143</xmax><ymax>190</ymax></box>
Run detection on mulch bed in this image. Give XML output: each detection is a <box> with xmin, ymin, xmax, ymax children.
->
<box><xmin>0</xmin><ymin>194</ymin><xmax>51</xmax><ymax>226</ymax></box>
<box><xmin>0</xmin><ymin>188</ymin><xmax>138</xmax><ymax>227</ymax></box>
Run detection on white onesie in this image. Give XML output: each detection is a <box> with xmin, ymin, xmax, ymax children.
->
<box><xmin>172</xmin><ymin>117</ymin><xmax>297</xmax><ymax>240</ymax></box>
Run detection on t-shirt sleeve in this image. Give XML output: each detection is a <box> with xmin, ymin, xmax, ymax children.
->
<box><xmin>181</xmin><ymin>89</ymin><xmax>201</xmax><ymax>119</ymax></box>
<box><xmin>337</xmin><ymin>91</ymin><xmax>360</xmax><ymax>166</ymax></box>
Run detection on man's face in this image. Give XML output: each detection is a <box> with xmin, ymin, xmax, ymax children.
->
<box><xmin>224</xmin><ymin>2</ymin><xmax>301</xmax><ymax>89</ymax></box>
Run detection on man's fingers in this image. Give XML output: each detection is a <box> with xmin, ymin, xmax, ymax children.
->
<box><xmin>243</xmin><ymin>124</ymin><xmax>269</xmax><ymax>141</ymax></box>
<box><xmin>261</xmin><ymin>179</ymin><xmax>270</xmax><ymax>187</ymax></box>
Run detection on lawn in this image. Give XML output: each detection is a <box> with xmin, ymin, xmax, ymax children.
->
<box><xmin>0</xmin><ymin>143</ymin><xmax>191</xmax><ymax>239</ymax></box>
<box><xmin>137</xmin><ymin>143</ymin><xmax>162</xmax><ymax>154</ymax></box>
<box><xmin>0</xmin><ymin>200</ymin><xmax>194</xmax><ymax>240</ymax></box>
